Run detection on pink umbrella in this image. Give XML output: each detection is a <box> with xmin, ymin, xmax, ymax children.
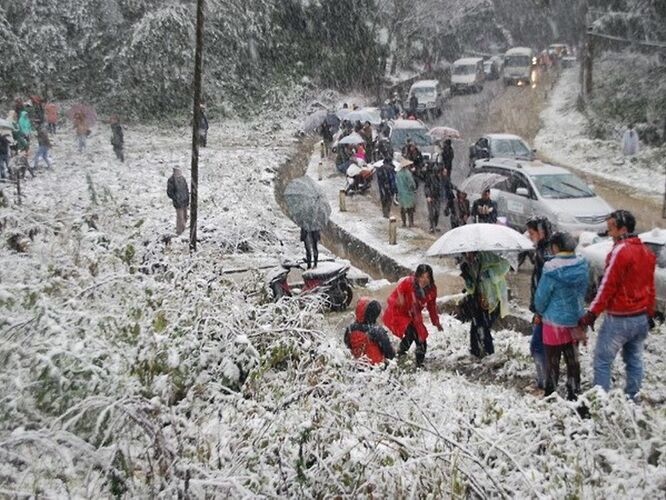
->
<box><xmin>66</xmin><ymin>104</ymin><xmax>97</xmax><ymax>127</ymax></box>
<box><xmin>428</xmin><ymin>126</ymin><xmax>462</xmax><ymax>141</ymax></box>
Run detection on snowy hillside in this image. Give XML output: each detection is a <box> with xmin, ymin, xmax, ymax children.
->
<box><xmin>1</xmin><ymin>120</ymin><xmax>665</xmax><ymax>496</ymax></box>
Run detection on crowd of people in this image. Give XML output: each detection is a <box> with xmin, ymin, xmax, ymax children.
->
<box><xmin>0</xmin><ymin>96</ymin><xmax>127</xmax><ymax>182</ymax></box>
<box><xmin>343</xmin><ymin>200</ymin><xmax>656</xmax><ymax>401</ymax></box>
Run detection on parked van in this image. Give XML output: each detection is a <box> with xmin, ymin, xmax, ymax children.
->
<box><xmin>408</xmin><ymin>80</ymin><xmax>445</xmax><ymax>118</ymax></box>
<box><xmin>503</xmin><ymin>47</ymin><xmax>534</xmax><ymax>86</ymax></box>
<box><xmin>450</xmin><ymin>57</ymin><xmax>485</xmax><ymax>94</ymax></box>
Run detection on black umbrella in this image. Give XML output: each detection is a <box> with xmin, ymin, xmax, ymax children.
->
<box><xmin>284</xmin><ymin>176</ymin><xmax>331</xmax><ymax>231</ymax></box>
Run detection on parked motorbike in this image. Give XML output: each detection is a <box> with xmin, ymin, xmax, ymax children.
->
<box><xmin>345</xmin><ymin>162</ymin><xmax>375</xmax><ymax>196</ymax></box>
<box><xmin>266</xmin><ymin>259</ymin><xmax>353</xmax><ymax>311</ymax></box>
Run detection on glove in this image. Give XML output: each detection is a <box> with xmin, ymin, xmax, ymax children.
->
<box><xmin>578</xmin><ymin>311</ymin><xmax>597</xmax><ymax>330</ymax></box>
<box><xmin>648</xmin><ymin>316</ymin><xmax>656</xmax><ymax>330</ymax></box>
<box><xmin>533</xmin><ymin>314</ymin><xmax>542</xmax><ymax>325</ymax></box>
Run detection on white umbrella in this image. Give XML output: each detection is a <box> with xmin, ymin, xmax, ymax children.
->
<box><xmin>426</xmin><ymin>223</ymin><xmax>533</xmax><ymax>256</ymax></box>
<box><xmin>457</xmin><ymin>173</ymin><xmax>506</xmax><ymax>195</ymax></box>
<box><xmin>337</xmin><ymin>132</ymin><xmax>366</xmax><ymax>145</ymax></box>
<box><xmin>344</xmin><ymin>110</ymin><xmax>381</xmax><ymax>125</ymax></box>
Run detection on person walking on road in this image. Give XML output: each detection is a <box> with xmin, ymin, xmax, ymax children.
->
<box><xmin>376</xmin><ymin>158</ymin><xmax>397</xmax><ymax>218</ymax></box>
<box><xmin>300</xmin><ymin>228</ymin><xmax>320</xmax><ymax>269</ymax></box>
<box><xmin>383</xmin><ymin>264</ymin><xmax>443</xmax><ymax>367</ymax></box>
<box><xmin>395</xmin><ymin>159</ymin><xmax>417</xmax><ymax>227</ymax></box>
<box><xmin>471</xmin><ymin>189</ymin><xmax>498</xmax><ymax>223</ymax></box>
<box><xmin>166</xmin><ymin>167</ymin><xmax>190</xmax><ymax>235</ymax></box>
<box><xmin>110</xmin><ymin>115</ymin><xmax>125</xmax><ymax>162</ymax></box>
<box><xmin>344</xmin><ymin>297</ymin><xmax>396</xmax><ymax>365</ymax></box>
<box><xmin>448</xmin><ymin>190</ymin><xmax>470</xmax><ymax>228</ymax></box>
<box><xmin>32</xmin><ymin>126</ymin><xmax>53</xmax><ymax>170</ymax></box>
<box><xmin>526</xmin><ymin>216</ymin><xmax>553</xmax><ymax>390</ymax></box>
<box><xmin>439</xmin><ymin>139</ymin><xmax>454</xmax><ymax>177</ymax></box>
<box><xmin>424</xmin><ymin>164</ymin><xmax>443</xmax><ymax>233</ymax></box>
<box><xmin>534</xmin><ymin>232</ymin><xmax>588</xmax><ymax>400</ymax></box>
<box><xmin>579</xmin><ymin>210</ymin><xmax>656</xmax><ymax>400</ymax></box>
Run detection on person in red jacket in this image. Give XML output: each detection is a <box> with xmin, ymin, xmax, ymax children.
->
<box><xmin>383</xmin><ymin>264</ymin><xmax>443</xmax><ymax>366</ymax></box>
<box><xmin>344</xmin><ymin>297</ymin><xmax>395</xmax><ymax>365</ymax></box>
<box><xmin>579</xmin><ymin>210</ymin><xmax>656</xmax><ymax>400</ymax></box>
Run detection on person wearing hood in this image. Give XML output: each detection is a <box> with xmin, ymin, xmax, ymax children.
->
<box><xmin>166</xmin><ymin>167</ymin><xmax>190</xmax><ymax>235</ymax></box>
<box><xmin>579</xmin><ymin>210</ymin><xmax>656</xmax><ymax>400</ymax></box>
<box><xmin>395</xmin><ymin>158</ymin><xmax>417</xmax><ymax>227</ymax></box>
<box><xmin>461</xmin><ymin>251</ymin><xmax>510</xmax><ymax>358</ymax></box>
<box><xmin>18</xmin><ymin>110</ymin><xmax>33</xmax><ymax>141</ymax></box>
<box><xmin>383</xmin><ymin>264</ymin><xmax>443</xmax><ymax>367</ymax></box>
<box><xmin>526</xmin><ymin>216</ymin><xmax>553</xmax><ymax>390</ymax></box>
<box><xmin>344</xmin><ymin>297</ymin><xmax>396</xmax><ymax>365</ymax></box>
<box><xmin>534</xmin><ymin>232</ymin><xmax>588</xmax><ymax>400</ymax></box>
<box><xmin>622</xmin><ymin>123</ymin><xmax>639</xmax><ymax>157</ymax></box>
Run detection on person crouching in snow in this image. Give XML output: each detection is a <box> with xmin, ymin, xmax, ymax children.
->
<box><xmin>534</xmin><ymin>232</ymin><xmax>588</xmax><ymax>400</ymax></box>
<box><xmin>344</xmin><ymin>297</ymin><xmax>395</xmax><ymax>365</ymax></box>
<box><xmin>383</xmin><ymin>264</ymin><xmax>442</xmax><ymax>367</ymax></box>
<box><xmin>166</xmin><ymin>167</ymin><xmax>190</xmax><ymax>235</ymax></box>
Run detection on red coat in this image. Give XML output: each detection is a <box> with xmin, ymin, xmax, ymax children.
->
<box><xmin>590</xmin><ymin>236</ymin><xmax>656</xmax><ymax>317</ymax></box>
<box><xmin>383</xmin><ymin>275</ymin><xmax>441</xmax><ymax>342</ymax></box>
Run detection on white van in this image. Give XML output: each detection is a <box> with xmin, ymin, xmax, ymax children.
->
<box><xmin>503</xmin><ymin>47</ymin><xmax>534</xmax><ymax>86</ymax></box>
<box><xmin>408</xmin><ymin>80</ymin><xmax>445</xmax><ymax>118</ymax></box>
<box><xmin>450</xmin><ymin>57</ymin><xmax>485</xmax><ymax>94</ymax></box>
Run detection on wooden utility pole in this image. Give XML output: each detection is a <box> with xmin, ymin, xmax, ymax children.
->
<box><xmin>584</xmin><ymin>30</ymin><xmax>594</xmax><ymax>98</ymax></box>
<box><xmin>189</xmin><ymin>0</ymin><xmax>205</xmax><ymax>252</ymax></box>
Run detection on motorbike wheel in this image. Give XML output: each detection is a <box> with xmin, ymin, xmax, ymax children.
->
<box><xmin>328</xmin><ymin>281</ymin><xmax>353</xmax><ymax>311</ymax></box>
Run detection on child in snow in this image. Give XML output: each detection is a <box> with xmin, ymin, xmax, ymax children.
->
<box><xmin>344</xmin><ymin>297</ymin><xmax>395</xmax><ymax>365</ymax></box>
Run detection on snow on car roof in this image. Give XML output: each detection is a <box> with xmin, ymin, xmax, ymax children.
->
<box><xmin>505</xmin><ymin>47</ymin><xmax>533</xmax><ymax>56</ymax></box>
<box><xmin>454</xmin><ymin>57</ymin><xmax>483</xmax><ymax>65</ymax></box>
<box><xmin>390</xmin><ymin>119</ymin><xmax>428</xmax><ymax>129</ymax></box>
<box><xmin>485</xmin><ymin>133</ymin><xmax>525</xmax><ymax>141</ymax></box>
<box><xmin>481</xmin><ymin>157</ymin><xmax>569</xmax><ymax>176</ymax></box>
<box><xmin>411</xmin><ymin>80</ymin><xmax>439</xmax><ymax>88</ymax></box>
<box><xmin>642</xmin><ymin>228</ymin><xmax>666</xmax><ymax>246</ymax></box>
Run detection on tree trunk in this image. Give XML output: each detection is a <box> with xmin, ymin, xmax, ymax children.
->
<box><xmin>189</xmin><ymin>0</ymin><xmax>205</xmax><ymax>252</ymax></box>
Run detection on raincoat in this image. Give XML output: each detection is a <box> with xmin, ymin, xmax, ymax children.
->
<box><xmin>463</xmin><ymin>252</ymin><xmax>510</xmax><ymax>318</ymax></box>
<box><xmin>534</xmin><ymin>253</ymin><xmax>588</xmax><ymax>327</ymax></box>
<box><xmin>622</xmin><ymin>128</ymin><xmax>639</xmax><ymax>156</ymax></box>
<box><xmin>45</xmin><ymin>103</ymin><xmax>58</xmax><ymax>124</ymax></box>
<box><xmin>383</xmin><ymin>275</ymin><xmax>441</xmax><ymax>342</ymax></box>
<box><xmin>18</xmin><ymin>111</ymin><xmax>32</xmax><ymax>137</ymax></box>
<box><xmin>395</xmin><ymin>167</ymin><xmax>416</xmax><ymax>208</ymax></box>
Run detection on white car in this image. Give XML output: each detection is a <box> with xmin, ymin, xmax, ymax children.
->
<box><xmin>408</xmin><ymin>80</ymin><xmax>445</xmax><ymax>117</ymax></box>
<box><xmin>471</xmin><ymin>158</ymin><xmax>613</xmax><ymax>235</ymax></box>
<box><xmin>578</xmin><ymin>228</ymin><xmax>666</xmax><ymax>317</ymax></box>
<box><xmin>387</xmin><ymin>119</ymin><xmax>435</xmax><ymax>162</ymax></box>
<box><xmin>450</xmin><ymin>57</ymin><xmax>485</xmax><ymax>94</ymax></box>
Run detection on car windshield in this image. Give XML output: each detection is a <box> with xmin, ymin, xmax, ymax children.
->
<box><xmin>454</xmin><ymin>64</ymin><xmax>476</xmax><ymax>75</ymax></box>
<box><xmin>491</xmin><ymin>138</ymin><xmax>531</xmax><ymax>158</ymax></box>
<box><xmin>505</xmin><ymin>55</ymin><xmax>531</xmax><ymax>67</ymax></box>
<box><xmin>532</xmin><ymin>174</ymin><xmax>595</xmax><ymax>199</ymax></box>
<box><xmin>391</xmin><ymin>127</ymin><xmax>432</xmax><ymax>147</ymax></box>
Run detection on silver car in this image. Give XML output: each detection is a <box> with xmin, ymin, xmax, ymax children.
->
<box><xmin>472</xmin><ymin>158</ymin><xmax>613</xmax><ymax>235</ymax></box>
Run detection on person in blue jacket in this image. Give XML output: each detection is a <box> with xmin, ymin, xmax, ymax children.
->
<box><xmin>534</xmin><ymin>232</ymin><xmax>589</xmax><ymax>400</ymax></box>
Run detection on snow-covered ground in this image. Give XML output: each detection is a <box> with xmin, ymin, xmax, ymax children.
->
<box><xmin>1</xmin><ymin>119</ymin><xmax>665</xmax><ymax>496</ymax></box>
<box><xmin>535</xmin><ymin>68</ymin><xmax>665</xmax><ymax>198</ymax></box>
